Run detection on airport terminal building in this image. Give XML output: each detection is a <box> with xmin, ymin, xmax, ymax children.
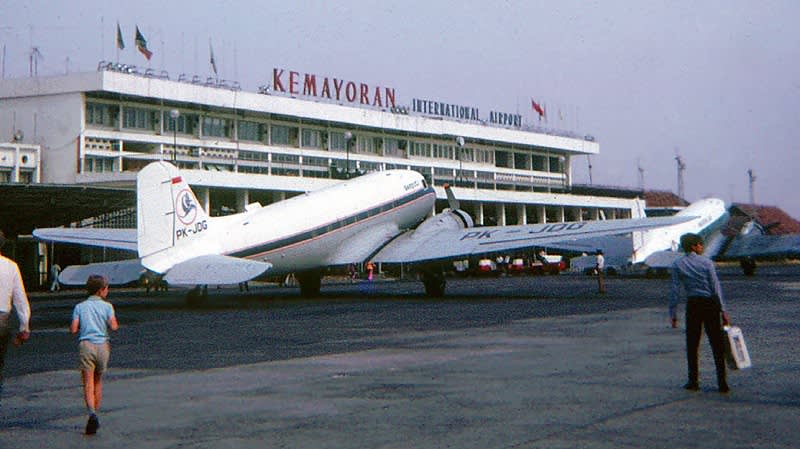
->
<box><xmin>0</xmin><ymin>65</ymin><xmax>645</xmax><ymax>287</ymax></box>
<box><xmin>0</xmin><ymin>65</ymin><xmax>643</xmax><ymax>222</ymax></box>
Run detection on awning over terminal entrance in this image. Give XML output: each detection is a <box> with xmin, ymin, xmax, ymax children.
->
<box><xmin>0</xmin><ymin>184</ymin><xmax>134</xmax><ymax>237</ymax></box>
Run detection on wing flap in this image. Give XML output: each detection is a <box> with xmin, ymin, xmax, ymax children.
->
<box><xmin>34</xmin><ymin>228</ymin><xmax>137</xmax><ymax>252</ymax></box>
<box><xmin>163</xmin><ymin>255</ymin><xmax>272</xmax><ymax>285</ymax></box>
<box><xmin>373</xmin><ymin>216</ymin><xmax>694</xmax><ymax>263</ymax></box>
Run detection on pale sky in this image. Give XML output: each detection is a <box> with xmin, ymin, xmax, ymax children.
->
<box><xmin>2</xmin><ymin>0</ymin><xmax>798</xmax><ymax>218</ymax></box>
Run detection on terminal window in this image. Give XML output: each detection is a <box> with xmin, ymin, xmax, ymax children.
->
<box><xmin>123</xmin><ymin>107</ymin><xmax>158</xmax><ymax>131</ymax></box>
<box><xmin>301</xmin><ymin>129</ymin><xmax>322</xmax><ymax>148</ymax></box>
<box><xmin>202</xmin><ymin>117</ymin><xmax>231</xmax><ymax>138</ymax></box>
<box><xmin>238</xmin><ymin>121</ymin><xmax>266</xmax><ymax>142</ymax></box>
<box><xmin>86</xmin><ymin>102</ymin><xmax>118</xmax><ymax>128</ymax></box>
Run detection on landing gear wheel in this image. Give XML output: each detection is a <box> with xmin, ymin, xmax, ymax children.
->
<box><xmin>740</xmin><ymin>258</ymin><xmax>757</xmax><ymax>276</ymax></box>
<box><xmin>296</xmin><ymin>270</ymin><xmax>322</xmax><ymax>297</ymax></box>
<box><xmin>421</xmin><ymin>265</ymin><xmax>446</xmax><ymax>297</ymax></box>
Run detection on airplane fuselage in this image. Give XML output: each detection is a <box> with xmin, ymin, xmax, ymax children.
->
<box><xmin>633</xmin><ymin>197</ymin><xmax>728</xmax><ymax>264</ymax></box>
<box><xmin>205</xmin><ymin>170</ymin><xmax>435</xmax><ymax>275</ymax></box>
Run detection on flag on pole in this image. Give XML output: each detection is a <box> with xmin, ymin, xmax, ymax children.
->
<box><xmin>116</xmin><ymin>22</ymin><xmax>125</xmax><ymax>50</ymax></box>
<box><xmin>135</xmin><ymin>26</ymin><xmax>153</xmax><ymax>60</ymax></box>
<box><xmin>531</xmin><ymin>98</ymin><xmax>545</xmax><ymax>120</ymax></box>
<box><xmin>209</xmin><ymin>40</ymin><xmax>217</xmax><ymax>76</ymax></box>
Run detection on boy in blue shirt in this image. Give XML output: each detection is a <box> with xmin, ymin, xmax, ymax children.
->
<box><xmin>70</xmin><ymin>275</ymin><xmax>118</xmax><ymax>435</ymax></box>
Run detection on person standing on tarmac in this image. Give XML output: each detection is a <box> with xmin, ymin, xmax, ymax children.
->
<box><xmin>0</xmin><ymin>230</ymin><xmax>32</xmax><ymax>399</ymax></box>
<box><xmin>669</xmin><ymin>233</ymin><xmax>731</xmax><ymax>394</ymax></box>
<box><xmin>595</xmin><ymin>249</ymin><xmax>606</xmax><ymax>294</ymax></box>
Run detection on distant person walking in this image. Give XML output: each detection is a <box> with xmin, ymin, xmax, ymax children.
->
<box><xmin>50</xmin><ymin>263</ymin><xmax>62</xmax><ymax>292</ymax></box>
<box><xmin>595</xmin><ymin>249</ymin><xmax>606</xmax><ymax>294</ymax></box>
<box><xmin>70</xmin><ymin>275</ymin><xmax>119</xmax><ymax>434</ymax></box>
<box><xmin>669</xmin><ymin>233</ymin><xmax>731</xmax><ymax>393</ymax></box>
<box><xmin>366</xmin><ymin>261</ymin><xmax>375</xmax><ymax>281</ymax></box>
<box><xmin>0</xmin><ymin>230</ymin><xmax>31</xmax><ymax>398</ymax></box>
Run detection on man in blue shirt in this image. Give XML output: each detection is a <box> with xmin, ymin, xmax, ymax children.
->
<box><xmin>670</xmin><ymin>233</ymin><xmax>731</xmax><ymax>393</ymax></box>
<box><xmin>70</xmin><ymin>275</ymin><xmax>118</xmax><ymax>434</ymax></box>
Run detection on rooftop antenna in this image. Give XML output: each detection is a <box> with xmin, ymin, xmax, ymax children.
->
<box><xmin>637</xmin><ymin>158</ymin><xmax>645</xmax><ymax>190</ymax></box>
<box><xmin>29</xmin><ymin>46</ymin><xmax>43</xmax><ymax>77</ymax></box>
<box><xmin>747</xmin><ymin>169</ymin><xmax>756</xmax><ymax>205</ymax></box>
<box><xmin>675</xmin><ymin>152</ymin><xmax>686</xmax><ymax>200</ymax></box>
<box><xmin>587</xmin><ymin>155</ymin><xmax>593</xmax><ymax>185</ymax></box>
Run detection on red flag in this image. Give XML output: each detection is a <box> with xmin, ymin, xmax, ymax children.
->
<box><xmin>135</xmin><ymin>26</ymin><xmax>153</xmax><ymax>60</ymax></box>
<box><xmin>531</xmin><ymin>98</ymin><xmax>545</xmax><ymax>118</ymax></box>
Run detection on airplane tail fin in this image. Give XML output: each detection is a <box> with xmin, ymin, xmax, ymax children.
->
<box><xmin>137</xmin><ymin>161</ymin><xmax>210</xmax><ymax>259</ymax></box>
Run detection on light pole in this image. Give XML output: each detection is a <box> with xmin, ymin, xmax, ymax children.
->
<box><xmin>456</xmin><ymin>136</ymin><xmax>465</xmax><ymax>185</ymax></box>
<box><xmin>344</xmin><ymin>131</ymin><xmax>353</xmax><ymax>178</ymax></box>
<box><xmin>170</xmin><ymin>109</ymin><xmax>180</xmax><ymax>163</ymax></box>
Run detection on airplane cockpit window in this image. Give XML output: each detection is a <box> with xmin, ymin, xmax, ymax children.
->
<box><xmin>421</xmin><ymin>178</ymin><xmax>428</xmax><ymax>189</ymax></box>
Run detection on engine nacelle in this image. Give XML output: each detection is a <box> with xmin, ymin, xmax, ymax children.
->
<box><xmin>412</xmin><ymin>208</ymin><xmax>474</xmax><ymax>239</ymax></box>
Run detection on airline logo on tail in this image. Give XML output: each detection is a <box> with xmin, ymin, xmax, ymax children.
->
<box><xmin>171</xmin><ymin>176</ymin><xmax>207</xmax><ymax>240</ymax></box>
<box><xmin>176</xmin><ymin>190</ymin><xmax>197</xmax><ymax>225</ymax></box>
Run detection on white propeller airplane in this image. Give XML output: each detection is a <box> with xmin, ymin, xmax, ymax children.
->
<box><xmin>34</xmin><ymin>161</ymin><xmax>693</xmax><ymax>297</ymax></box>
<box><xmin>562</xmin><ymin>198</ymin><xmax>729</xmax><ymax>274</ymax></box>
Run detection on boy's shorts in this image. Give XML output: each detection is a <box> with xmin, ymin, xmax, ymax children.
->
<box><xmin>78</xmin><ymin>341</ymin><xmax>110</xmax><ymax>374</ymax></box>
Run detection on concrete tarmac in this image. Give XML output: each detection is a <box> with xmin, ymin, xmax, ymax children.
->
<box><xmin>1</xmin><ymin>268</ymin><xmax>799</xmax><ymax>448</ymax></box>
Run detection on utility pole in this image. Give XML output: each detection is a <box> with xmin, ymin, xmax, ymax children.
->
<box><xmin>675</xmin><ymin>155</ymin><xmax>686</xmax><ymax>200</ymax></box>
<box><xmin>637</xmin><ymin>158</ymin><xmax>645</xmax><ymax>190</ymax></box>
<box><xmin>747</xmin><ymin>169</ymin><xmax>756</xmax><ymax>205</ymax></box>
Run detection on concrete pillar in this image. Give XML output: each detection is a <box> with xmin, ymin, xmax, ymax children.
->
<box><xmin>558</xmin><ymin>206</ymin><xmax>565</xmax><ymax>222</ymax></box>
<box><xmin>476</xmin><ymin>202</ymin><xmax>484</xmax><ymax>225</ymax></box>
<box><xmin>496</xmin><ymin>203</ymin><xmax>506</xmax><ymax>226</ymax></box>
<box><xmin>538</xmin><ymin>205</ymin><xmax>546</xmax><ymax>224</ymax></box>
<box><xmin>516</xmin><ymin>204</ymin><xmax>526</xmax><ymax>225</ymax></box>
<box><xmin>236</xmin><ymin>189</ymin><xmax>250</xmax><ymax>212</ymax></box>
<box><xmin>198</xmin><ymin>187</ymin><xmax>210</xmax><ymax>214</ymax></box>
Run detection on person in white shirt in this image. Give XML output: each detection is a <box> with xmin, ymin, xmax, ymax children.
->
<box><xmin>595</xmin><ymin>249</ymin><xmax>606</xmax><ymax>294</ymax></box>
<box><xmin>0</xmin><ymin>230</ymin><xmax>31</xmax><ymax>397</ymax></box>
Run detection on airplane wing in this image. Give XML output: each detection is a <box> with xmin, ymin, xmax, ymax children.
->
<box><xmin>372</xmin><ymin>215</ymin><xmax>694</xmax><ymax>263</ymax></box>
<box><xmin>33</xmin><ymin>227</ymin><xmax>137</xmax><ymax>252</ymax></box>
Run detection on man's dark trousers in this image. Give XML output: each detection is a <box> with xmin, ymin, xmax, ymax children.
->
<box><xmin>686</xmin><ymin>297</ymin><xmax>727</xmax><ymax>387</ymax></box>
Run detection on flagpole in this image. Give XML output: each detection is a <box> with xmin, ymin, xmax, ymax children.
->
<box><xmin>101</xmin><ymin>16</ymin><xmax>105</xmax><ymax>63</ymax></box>
<box><xmin>115</xmin><ymin>23</ymin><xmax>119</xmax><ymax>64</ymax></box>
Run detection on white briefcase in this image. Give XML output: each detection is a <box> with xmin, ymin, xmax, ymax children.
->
<box><xmin>723</xmin><ymin>325</ymin><xmax>752</xmax><ymax>370</ymax></box>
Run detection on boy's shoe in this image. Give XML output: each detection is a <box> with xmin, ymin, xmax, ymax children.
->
<box><xmin>85</xmin><ymin>414</ymin><xmax>99</xmax><ymax>435</ymax></box>
<box><xmin>683</xmin><ymin>382</ymin><xmax>699</xmax><ymax>391</ymax></box>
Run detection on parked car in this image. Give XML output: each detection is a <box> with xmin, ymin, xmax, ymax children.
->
<box><xmin>530</xmin><ymin>254</ymin><xmax>564</xmax><ymax>275</ymax></box>
<box><xmin>507</xmin><ymin>258</ymin><xmax>527</xmax><ymax>275</ymax></box>
<box><xmin>475</xmin><ymin>258</ymin><xmax>498</xmax><ymax>276</ymax></box>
